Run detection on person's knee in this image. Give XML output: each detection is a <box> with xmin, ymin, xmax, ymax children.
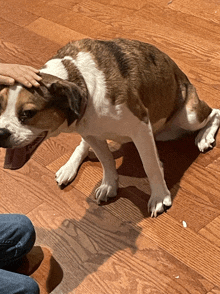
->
<box><xmin>0</xmin><ymin>270</ymin><xmax>39</xmax><ymax>294</ymax></box>
<box><xmin>0</xmin><ymin>214</ymin><xmax>36</xmax><ymax>269</ymax></box>
<box><xmin>12</xmin><ymin>214</ymin><xmax>36</xmax><ymax>257</ymax></box>
<box><xmin>16</xmin><ymin>215</ymin><xmax>35</xmax><ymax>239</ymax></box>
<box><xmin>22</xmin><ymin>276</ymin><xmax>40</xmax><ymax>294</ymax></box>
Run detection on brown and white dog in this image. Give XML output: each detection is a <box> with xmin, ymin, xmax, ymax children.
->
<box><xmin>0</xmin><ymin>39</ymin><xmax>220</xmax><ymax>217</ymax></box>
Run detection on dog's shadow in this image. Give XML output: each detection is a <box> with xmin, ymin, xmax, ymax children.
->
<box><xmin>35</xmin><ymin>134</ymin><xmax>201</xmax><ymax>293</ymax></box>
<box><xmin>94</xmin><ymin>133</ymin><xmax>201</xmax><ymax>214</ymax></box>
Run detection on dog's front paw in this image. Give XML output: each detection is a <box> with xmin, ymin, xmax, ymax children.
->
<box><xmin>55</xmin><ymin>163</ymin><xmax>78</xmax><ymax>186</ymax></box>
<box><xmin>148</xmin><ymin>193</ymin><xmax>172</xmax><ymax>217</ymax></box>
<box><xmin>95</xmin><ymin>180</ymin><xmax>118</xmax><ymax>204</ymax></box>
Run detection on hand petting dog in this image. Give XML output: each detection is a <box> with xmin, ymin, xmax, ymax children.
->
<box><xmin>0</xmin><ymin>63</ymin><xmax>42</xmax><ymax>87</ymax></box>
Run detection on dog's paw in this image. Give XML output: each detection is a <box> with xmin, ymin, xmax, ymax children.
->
<box><xmin>148</xmin><ymin>193</ymin><xmax>172</xmax><ymax>217</ymax></box>
<box><xmin>55</xmin><ymin>163</ymin><xmax>78</xmax><ymax>186</ymax></box>
<box><xmin>95</xmin><ymin>180</ymin><xmax>118</xmax><ymax>204</ymax></box>
<box><xmin>195</xmin><ymin>131</ymin><xmax>215</xmax><ymax>152</ymax></box>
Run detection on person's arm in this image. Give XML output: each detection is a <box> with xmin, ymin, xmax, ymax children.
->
<box><xmin>0</xmin><ymin>63</ymin><xmax>42</xmax><ymax>87</ymax></box>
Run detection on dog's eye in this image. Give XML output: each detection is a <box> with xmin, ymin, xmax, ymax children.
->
<box><xmin>20</xmin><ymin>109</ymin><xmax>37</xmax><ymax>123</ymax></box>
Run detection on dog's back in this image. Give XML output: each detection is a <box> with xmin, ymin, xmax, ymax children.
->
<box><xmin>53</xmin><ymin>38</ymin><xmax>190</xmax><ymax>128</ymax></box>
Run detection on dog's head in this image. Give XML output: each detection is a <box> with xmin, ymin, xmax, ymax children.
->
<box><xmin>0</xmin><ymin>73</ymin><xmax>87</xmax><ymax>169</ymax></box>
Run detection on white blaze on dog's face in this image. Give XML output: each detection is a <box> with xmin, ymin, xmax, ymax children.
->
<box><xmin>0</xmin><ymin>75</ymin><xmax>86</xmax><ymax>169</ymax></box>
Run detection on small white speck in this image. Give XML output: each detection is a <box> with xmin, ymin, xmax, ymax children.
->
<box><xmin>182</xmin><ymin>221</ymin><xmax>187</xmax><ymax>228</ymax></box>
<box><xmin>175</xmin><ymin>275</ymin><xmax>180</xmax><ymax>279</ymax></box>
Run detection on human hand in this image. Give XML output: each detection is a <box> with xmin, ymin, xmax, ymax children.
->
<box><xmin>0</xmin><ymin>63</ymin><xmax>42</xmax><ymax>87</ymax></box>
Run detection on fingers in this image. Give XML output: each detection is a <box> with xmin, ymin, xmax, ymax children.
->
<box><xmin>0</xmin><ymin>64</ymin><xmax>42</xmax><ymax>88</ymax></box>
<box><xmin>15</xmin><ymin>66</ymin><xmax>42</xmax><ymax>88</ymax></box>
<box><xmin>0</xmin><ymin>75</ymin><xmax>15</xmax><ymax>86</ymax></box>
<box><xmin>16</xmin><ymin>72</ymin><xmax>42</xmax><ymax>88</ymax></box>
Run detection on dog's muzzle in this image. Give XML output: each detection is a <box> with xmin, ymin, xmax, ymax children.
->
<box><xmin>1</xmin><ymin>130</ymin><xmax>48</xmax><ymax>170</ymax></box>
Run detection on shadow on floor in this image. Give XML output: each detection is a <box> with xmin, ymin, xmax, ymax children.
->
<box><xmin>16</xmin><ymin>246</ymin><xmax>63</xmax><ymax>294</ymax></box>
<box><xmin>32</xmin><ymin>134</ymin><xmax>201</xmax><ymax>293</ymax></box>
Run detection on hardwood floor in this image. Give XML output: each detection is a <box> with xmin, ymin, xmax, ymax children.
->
<box><xmin>1</xmin><ymin>0</ymin><xmax>220</xmax><ymax>293</ymax></box>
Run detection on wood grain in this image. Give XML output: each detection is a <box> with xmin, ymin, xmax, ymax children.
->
<box><xmin>26</xmin><ymin>18</ymin><xmax>88</xmax><ymax>46</ymax></box>
<box><xmin>1</xmin><ymin>0</ymin><xmax>220</xmax><ymax>293</ymax></box>
<box><xmin>28</xmin><ymin>202</ymin><xmax>216</xmax><ymax>294</ymax></box>
<box><xmin>199</xmin><ymin>216</ymin><xmax>220</xmax><ymax>247</ymax></box>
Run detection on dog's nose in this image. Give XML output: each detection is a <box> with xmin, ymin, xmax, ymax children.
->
<box><xmin>0</xmin><ymin>128</ymin><xmax>11</xmax><ymax>141</ymax></box>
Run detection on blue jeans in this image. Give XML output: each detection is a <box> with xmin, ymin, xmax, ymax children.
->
<box><xmin>0</xmin><ymin>214</ymin><xmax>39</xmax><ymax>294</ymax></box>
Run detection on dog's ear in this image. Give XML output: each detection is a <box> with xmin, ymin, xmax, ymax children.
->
<box><xmin>48</xmin><ymin>80</ymin><xmax>85</xmax><ymax>126</ymax></box>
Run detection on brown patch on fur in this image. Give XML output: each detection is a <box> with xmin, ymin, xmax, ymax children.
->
<box><xmin>15</xmin><ymin>71</ymin><xmax>87</xmax><ymax>130</ymax></box>
<box><xmin>27</xmin><ymin>108</ymin><xmax>66</xmax><ymax>131</ymax></box>
<box><xmin>36</xmin><ymin>39</ymin><xmax>206</xmax><ymax>131</ymax></box>
<box><xmin>61</xmin><ymin>59</ymin><xmax>88</xmax><ymax>98</ymax></box>
<box><xmin>52</xmin><ymin>41</ymin><xmax>80</xmax><ymax>60</ymax></box>
<box><xmin>197</xmin><ymin>100</ymin><xmax>212</xmax><ymax>123</ymax></box>
<box><xmin>0</xmin><ymin>87</ymin><xmax>9</xmax><ymax>114</ymax></box>
<box><xmin>16</xmin><ymin>87</ymin><xmax>66</xmax><ymax>132</ymax></box>
<box><xmin>16</xmin><ymin>87</ymin><xmax>47</xmax><ymax>112</ymax></box>
<box><xmin>55</xmin><ymin>39</ymin><xmax>191</xmax><ymax>126</ymax></box>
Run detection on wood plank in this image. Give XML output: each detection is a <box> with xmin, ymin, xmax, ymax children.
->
<box><xmin>167</xmin><ymin>188</ymin><xmax>220</xmax><ymax>232</ymax></box>
<box><xmin>48</xmin><ymin>9</ymin><xmax>114</xmax><ymax>39</ymax></box>
<box><xmin>3</xmin><ymin>159</ymin><xmax>85</xmax><ymax>218</ymax></box>
<box><xmin>2</xmin><ymin>0</ymin><xmax>69</xmax><ymax>19</ymax></box>
<box><xmin>208</xmin><ymin>287</ymin><xmax>220</xmax><ymax>294</ymax></box>
<box><xmin>178</xmin><ymin>162</ymin><xmax>220</xmax><ymax>209</ymax></box>
<box><xmin>27</xmin><ymin>202</ymin><xmax>215</xmax><ymax>294</ymax></box>
<box><xmin>0</xmin><ymin>18</ymin><xmax>60</xmax><ymax>65</ymax></box>
<box><xmin>0</xmin><ymin>206</ymin><xmax>9</xmax><ymax>214</ymax></box>
<box><xmin>199</xmin><ymin>216</ymin><xmax>220</xmax><ymax>247</ymax></box>
<box><xmin>0</xmin><ymin>144</ymin><xmax>42</xmax><ymax>215</ymax></box>
<box><xmin>92</xmin><ymin>0</ymin><xmax>147</xmax><ymax>10</ymax></box>
<box><xmin>167</xmin><ymin>0</ymin><xmax>220</xmax><ymax>23</ymax></box>
<box><xmin>138</xmin><ymin>1</ymin><xmax>220</xmax><ymax>42</ymax></box>
<box><xmin>26</xmin><ymin>18</ymin><xmax>88</xmax><ymax>46</ymax></box>
<box><xmin>49</xmin><ymin>133</ymin><xmax>82</xmax><ymax>151</ymax></box>
<box><xmin>31</xmin><ymin>137</ymin><xmax>73</xmax><ymax>167</ymax></box>
<box><xmin>48</xmin><ymin>0</ymin><xmax>86</xmax><ymax>10</ymax></box>
<box><xmin>0</xmin><ymin>0</ymin><xmax>39</xmax><ymax>27</ymax></box>
<box><xmin>0</xmin><ymin>169</ymin><xmax>43</xmax><ymax>214</ymax></box>
<box><xmin>138</xmin><ymin>213</ymin><xmax>220</xmax><ymax>287</ymax></box>
<box><xmin>206</xmin><ymin>153</ymin><xmax>220</xmax><ymax>173</ymax></box>
<box><xmin>5</xmin><ymin>0</ymin><xmax>113</xmax><ymax>39</ymax></box>
<box><xmin>0</xmin><ymin>17</ymin><xmax>22</xmax><ymax>39</ymax></box>
<box><xmin>0</xmin><ymin>39</ymin><xmax>43</xmax><ymax>67</ymax></box>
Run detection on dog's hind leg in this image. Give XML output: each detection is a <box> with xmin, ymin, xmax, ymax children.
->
<box><xmin>56</xmin><ymin>138</ymin><xmax>90</xmax><ymax>186</ymax></box>
<box><xmin>82</xmin><ymin>136</ymin><xmax>119</xmax><ymax>204</ymax></box>
<box><xmin>195</xmin><ymin>108</ymin><xmax>220</xmax><ymax>152</ymax></box>
<box><xmin>172</xmin><ymin>85</ymin><xmax>220</xmax><ymax>152</ymax></box>
<box><xmin>156</xmin><ymin>84</ymin><xmax>220</xmax><ymax>152</ymax></box>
